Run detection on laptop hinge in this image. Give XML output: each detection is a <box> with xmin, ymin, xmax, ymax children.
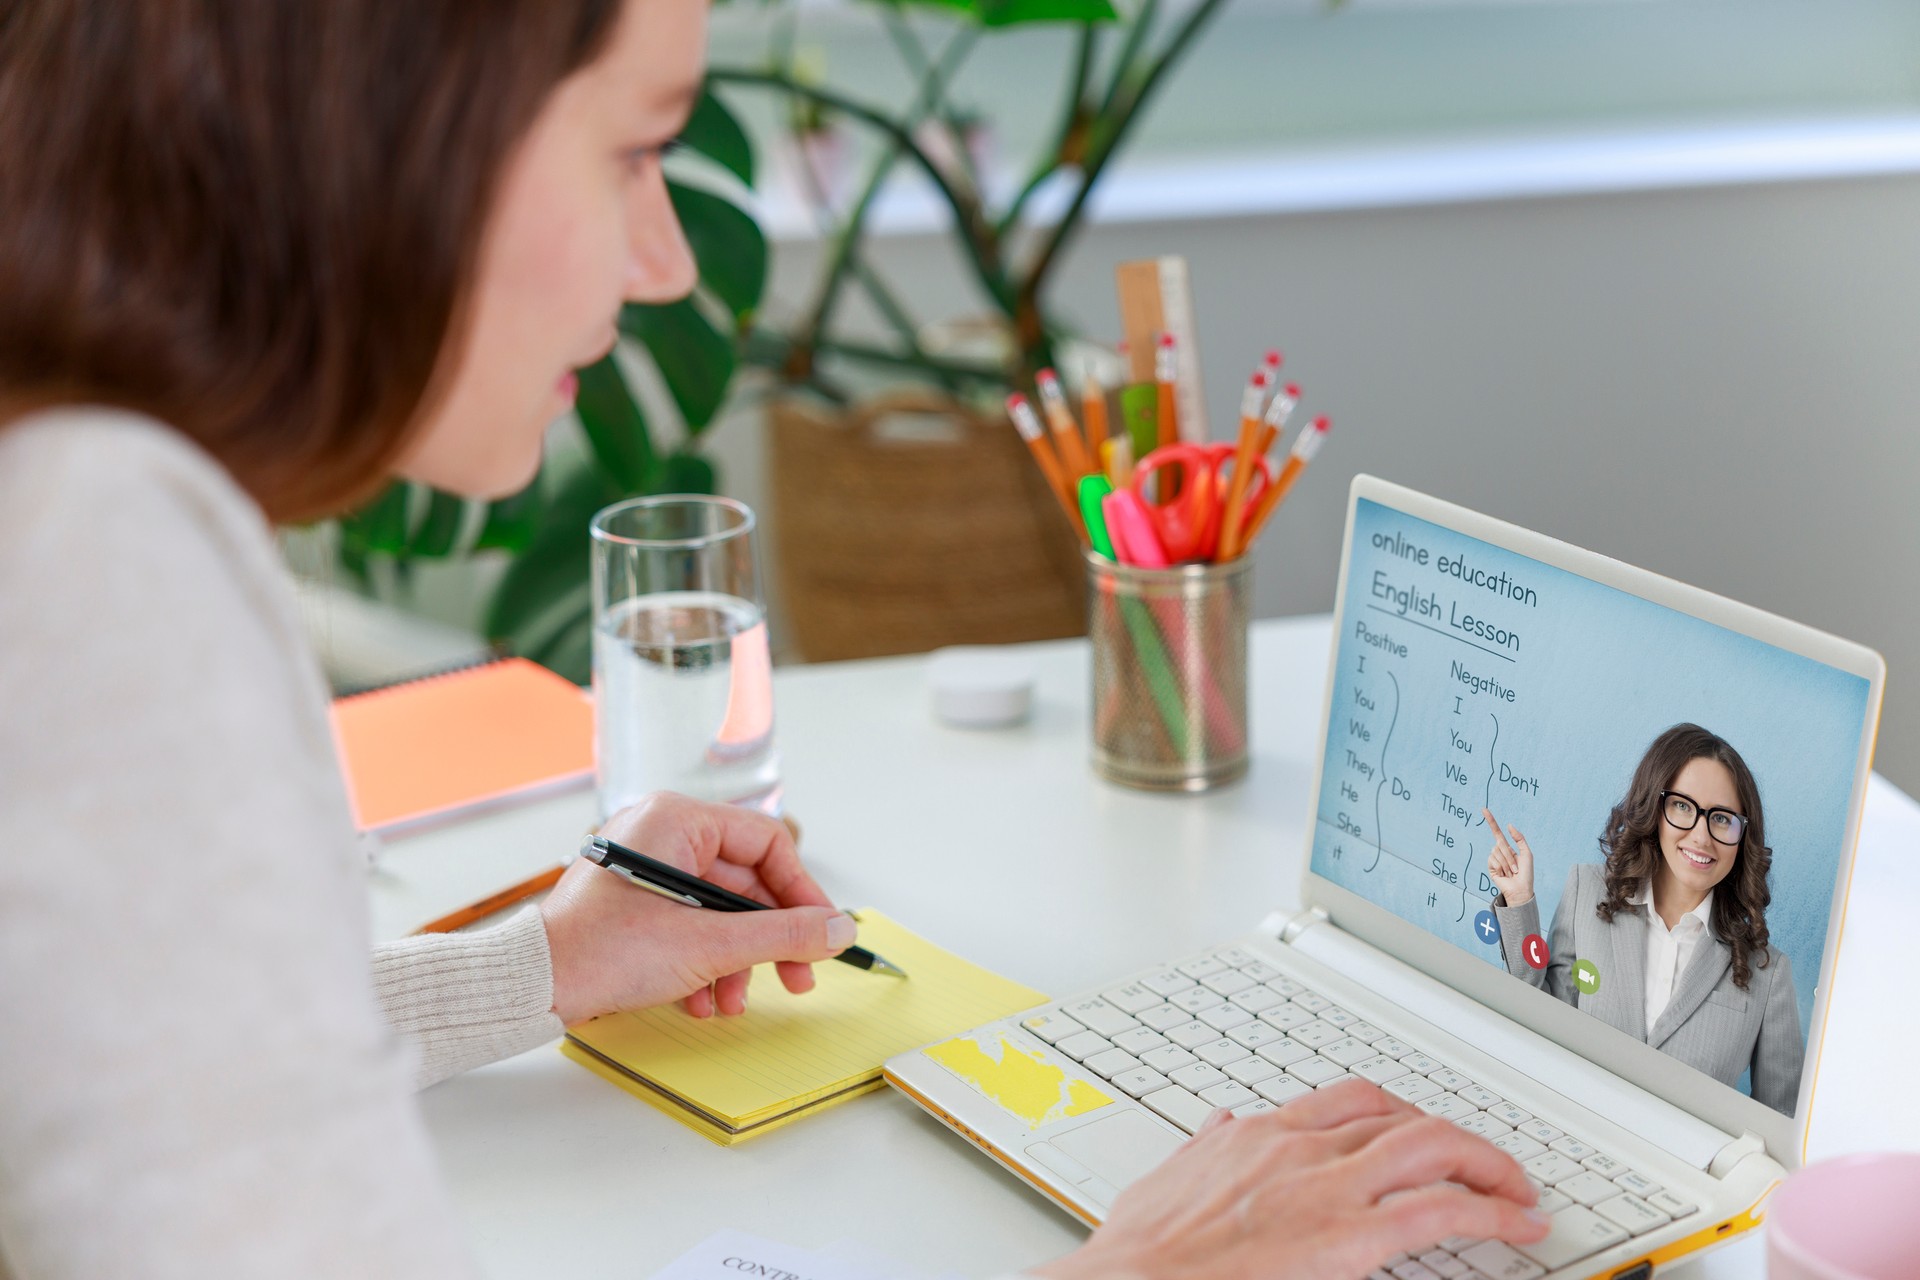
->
<box><xmin>1265</xmin><ymin>905</ymin><xmax>1327</xmax><ymax>942</ymax></box>
<box><xmin>1285</xmin><ymin>921</ymin><xmax>1734</xmax><ymax>1171</ymax></box>
<box><xmin>1708</xmin><ymin>1132</ymin><xmax>1767</xmax><ymax>1178</ymax></box>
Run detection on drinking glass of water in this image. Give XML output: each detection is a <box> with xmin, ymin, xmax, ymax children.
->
<box><xmin>590</xmin><ymin>495</ymin><xmax>780</xmax><ymax>818</ymax></box>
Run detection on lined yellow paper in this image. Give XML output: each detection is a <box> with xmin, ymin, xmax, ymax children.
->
<box><xmin>562</xmin><ymin>910</ymin><xmax>1046</xmax><ymax>1144</ymax></box>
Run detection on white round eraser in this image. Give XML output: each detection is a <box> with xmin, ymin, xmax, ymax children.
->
<box><xmin>928</xmin><ymin>646</ymin><xmax>1036</xmax><ymax>729</ymax></box>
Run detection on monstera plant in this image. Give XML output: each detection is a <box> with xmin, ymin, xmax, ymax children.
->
<box><xmin>334</xmin><ymin>0</ymin><xmax>1263</xmax><ymax>682</ymax></box>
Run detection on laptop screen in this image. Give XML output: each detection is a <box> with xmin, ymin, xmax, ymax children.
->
<box><xmin>1310</xmin><ymin>496</ymin><xmax>1874</xmax><ymax>1118</ymax></box>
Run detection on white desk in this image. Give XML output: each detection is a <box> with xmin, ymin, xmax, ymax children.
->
<box><xmin>377</xmin><ymin>616</ymin><xmax>1920</xmax><ymax>1279</ymax></box>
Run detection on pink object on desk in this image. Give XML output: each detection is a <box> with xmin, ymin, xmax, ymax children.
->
<box><xmin>1102</xmin><ymin>489</ymin><xmax>1169</xmax><ymax>568</ymax></box>
<box><xmin>1767</xmin><ymin>1153</ymin><xmax>1920</xmax><ymax>1279</ymax></box>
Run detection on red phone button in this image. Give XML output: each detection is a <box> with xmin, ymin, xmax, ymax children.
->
<box><xmin>1523</xmin><ymin>933</ymin><xmax>1550</xmax><ymax>971</ymax></box>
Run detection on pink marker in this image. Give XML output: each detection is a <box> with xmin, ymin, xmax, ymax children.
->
<box><xmin>1102</xmin><ymin>489</ymin><xmax>1169</xmax><ymax>569</ymax></box>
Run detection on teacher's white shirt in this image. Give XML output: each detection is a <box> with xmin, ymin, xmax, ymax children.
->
<box><xmin>1631</xmin><ymin>880</ymin><xmax>1715</xmax><ymax>1030</ymax></box>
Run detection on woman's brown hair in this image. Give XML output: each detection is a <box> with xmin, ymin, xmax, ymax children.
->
<box><xmin>1594</xmin><ymin>723</ymin><xmax>1775</xmax><ymax>990</ymax></box>
<box><xmin>0</xmin><ymin>0</ymin><xmax>622</xmax><ymax>522</ymax></box>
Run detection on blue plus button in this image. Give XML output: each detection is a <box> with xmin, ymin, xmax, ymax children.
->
<box><xmin>1473</xmin><ymin>909</ymin><xmax>1500</xmax><ymax>946</ymax></box>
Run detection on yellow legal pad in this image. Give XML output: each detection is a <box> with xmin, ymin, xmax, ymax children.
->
<box><xmin>561</xmin><ymin>910</ymin><xmax>1046</xmax><ymax>1145</ymax></box>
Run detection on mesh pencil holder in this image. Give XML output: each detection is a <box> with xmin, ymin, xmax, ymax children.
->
<box><xmin>1087</xmin><ymin>551</ymin><xmax>1252</xmax><ymax>792</ymax></box>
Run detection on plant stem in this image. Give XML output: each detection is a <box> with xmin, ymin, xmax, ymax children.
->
<box><xmin>1013</xmin><ymin>0</ymin><xmax>1229</xmax><ymax>350</ymax></box>
<box><xmin>851</xmin><ymin>263</ymin><xmax>964</xmax><ymax>394</ymax></box>
<box><xmin>745</xmin><ymin>328</ymin><xmax>1006</xmax><ymax>389</ymax></box>
<box><xmin>1098</xmin><ymin>0</ymin><xmax>1161</xmax><ymax>119</ymax></box>
<box><xmin>710</xmin><ymin>67</ymin><xmax>1013</xmax><ymax>316</ymax></box>
<box><xmin>879</xmin><ymin>10</ymin><xmax>986</xmax><ymax>197</ymax></box>
<box><xmin>791</xmin><ymin>25</ymin><xmax>979</xmax><ymax>379</ymax></box>
<box><xmin>995</xmin><ymin>21</ymin><xmax>1098</xmax><ymax>241</ymax></box>
<box><xmin>770</xmin><ymin>7</ymin><xmax>797</xmax><ymax>75</ymax></box>
<box><xmin>773</xmin><ymin>23</ymin><xmax>843</xmax><ymax>240</ymax></box>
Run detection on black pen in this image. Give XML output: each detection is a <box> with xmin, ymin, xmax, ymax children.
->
<box><xmin>579</xmin><ymin>834</ymin><xmax>909</xmax><ymax>978</ymax></box>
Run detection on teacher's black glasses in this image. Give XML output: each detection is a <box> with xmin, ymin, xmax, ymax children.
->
<box><xmin>1660</xmin><ymin>790</ymin><xmax>1746</xmax><ymax>845</ymax></box>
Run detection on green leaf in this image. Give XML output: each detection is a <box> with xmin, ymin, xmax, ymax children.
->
<box><xmin>409</xmin><ymin>489</ymin><xmax>465</xmax><ymax>558</ymax></box>
<box><xmin>483</xmin><ymin>461</ymin><xmax>618</xmax><ymax>642</ymax></box>
<box><xmin>886</xmin><ymin>0</ymin><xmax>1116</xmax><ymax>25</ymax></box>
<box><xmin>526</xmin><ymin>607</ymin><xmax>594</xmax><ymax>686</ymax></box>
<box><xmin>978</xmin><ymin>0</ymin><xmax>1116</xmax><ymax>25</ymax></box>
<box><xmin>669</xmin><ymin>183</ymin><xmax>767</xmax><ymax>321</ymax></box>
<box><xmin>338</xmin><ymin>540</ymin><xmax>371</xmax><ymax>589</ymax></box>
<box><xmin>679</xmin><ymin>87</ymin><xmax>754</xmax><ymax>186</ymax></box>
<box><xmin>621</xmin><ymin>298</ymin><xmax>736</xmax><ymax>432</ymax></box>
<box><xmin>474</xmin><ymin>481</ymin><xmax>546</xmax><ymax>553</ymax></box>
<box><xmin>574</xmin><ymin>355</ymin><xmax>655</xmax><ymax>492</ymax></box>
<box><xmin>509</xmin><ymin>579</ymin><xmax>594</xmax><ymax>680</ymax></box>
<box><xmin>340</xmin><ymin>482</ymin><xmax>410</xmax><ymax>555</ymax></box>
<box><xmin>654</xmin><ymin>449</ymin><xmax>717</xmax><ymax>495</ymax></box>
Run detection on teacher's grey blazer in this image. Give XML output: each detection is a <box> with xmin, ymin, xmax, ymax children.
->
<box><xmin>1493</xmin><ymin>864</ymin><xmax>1804</xmax><ymax>1115</ymax></box>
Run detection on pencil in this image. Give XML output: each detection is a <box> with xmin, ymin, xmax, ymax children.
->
<box><xmin>1220</xmin><ymin>378</ymin><xmax>1300</xmax><ymax>561</ymax></box>
<box><xmin>1154</xmin><ymin>333</ymin><xmax>1179</xmax><ymax>450</ymax></box>
<box><xmin>1082</xmin><ymin>358</ymin><xmax>1110</xmax><ymax>455</ymax></box>
<box><xmin>1214</xmin><ymin>370</ymin><xmax>1270</xmax><ymax>563</ymax></box>
<box><xmin>1262</xmin><ymin>348</ymin><xmax>1284</xmax><ymax>386</ymax></box>
<box><xmin>1259</xmin><ymin>379</ymin><xmax>1305</xmax><ymax>450</ymax></box>
<box><xmin>1007</xmin><ymin>393</ymin><xmax>1085</xmax><ymax>538</ymax></box>
<box><xmin>413</xmin><ymin>864</ymin><xmax>565</xmax><ymax>935</ymax></box>
<box><xmin>1036</xmin><ymin>368</ymin><xmax>1093</xmax><ymax>480</ymax></box>
<box><xmin>1101</xmin><ymin>434</ymin><xmax>1135</xmax><ymax>488</ymax></box>
<box><xmin>1239</xmin><ymin>415</ymin><xmax>1330</xmax><ymax>549</ymax></box>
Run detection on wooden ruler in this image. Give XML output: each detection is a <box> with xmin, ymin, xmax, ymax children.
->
<box><xmin>1115</xmin><ymin>255</ymin><xmax>1208</xmax><ymax>443</ymax></box>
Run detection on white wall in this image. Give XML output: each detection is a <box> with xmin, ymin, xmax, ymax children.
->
<box><xmin>708</xmin><ymin>0</ymin><xmax>1920</xmax><ymax>172</ymax></box>
<box><xmin>705</xmin><ymin>170</ymin><xmax>1920</xmax><ymax>795</ymax></box>
<box><xmin>340</xmin><ymin>0</ymin><xmax>1920</xmax><ymax>795</ymax></box>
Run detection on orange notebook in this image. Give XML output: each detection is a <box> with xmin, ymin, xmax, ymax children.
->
<box><xmin>330</xmin><ymin>657</ymin><xmax>594</xmax><ymax>834</ymax></box>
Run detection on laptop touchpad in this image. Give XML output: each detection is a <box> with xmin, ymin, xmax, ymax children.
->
<box><xmin>1051</xmin><ymin>1110</ymin><xmax>1183</xmax><ymax>1189</ymax></box>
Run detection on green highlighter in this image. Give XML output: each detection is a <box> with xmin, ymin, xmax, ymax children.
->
<box><xmin>1078</xmin><ymin>474</ymin><xmax>1116</xmax><ymax>560</ymax></box>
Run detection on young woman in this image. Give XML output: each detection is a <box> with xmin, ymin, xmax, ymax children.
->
<box><xmin>1486</xmin><ymin>723</ymin><xmax>1803</xmax><ymax>1114</ymax></box>
<box><xmin>0</xmin><ymin>3</ymin><xmax>1549</xmax><ymax>1276</ymax></box>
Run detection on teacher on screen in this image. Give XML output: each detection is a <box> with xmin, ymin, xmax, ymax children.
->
<box><xmin>1484</xmin><ymin>723</ymin><xmax>1804</xmax><ymax>1115</ymax></box>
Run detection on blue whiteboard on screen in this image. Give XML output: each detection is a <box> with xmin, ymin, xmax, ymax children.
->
<box><xmin>1309</xmin><ymin>498</ymin><xmax>1871</xmax><ymax>1045</ymax></box>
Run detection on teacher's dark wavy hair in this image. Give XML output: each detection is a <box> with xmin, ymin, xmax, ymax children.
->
<box><xmin>0</xmin><ymin>0</ymin><xmax>621</xmax><ymax>522</ymax></box>
<box><xmin>1594</xmin><ymin>723</ymin><xmax>1774</xmax><ymax>990</ymax></box>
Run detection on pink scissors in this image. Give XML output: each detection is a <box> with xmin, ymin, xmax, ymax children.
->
<box><xmin>1132</xmin><ymin>443</ymin><xmax>1273</xmax><ymax>563</ymax></box>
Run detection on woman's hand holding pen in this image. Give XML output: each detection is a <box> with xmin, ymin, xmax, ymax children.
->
<box><xmin>540</xmin><ymin>792</ymin><xmax>856</xmax><ymax>1026</ymax></box>
<box><xmin>1031</xmin><ymin>1082</ymin><xmax>1548</xmax><ymax>1280</ymax></box>
<box><xmin>1483</xmin><ymin>806</ymin><xmax>1536</xmax><ymax>907</ymax></box>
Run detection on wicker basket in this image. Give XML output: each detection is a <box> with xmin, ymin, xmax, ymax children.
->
<box><xmin>769</xmin><ymin>388</ymin><xmax>1085</xmax><ymax>662</ymax></box>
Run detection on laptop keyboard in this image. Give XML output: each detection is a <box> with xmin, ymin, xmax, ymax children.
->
<box><xmin>1016</xmin><ymin>945</ymin><xmax>1702</xmax><ymax>1278</ymax></box>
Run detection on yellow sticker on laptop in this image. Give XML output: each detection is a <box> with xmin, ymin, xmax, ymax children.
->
<box><xmin>924</xmin><ymin>1031</ymin><xmax>1113</xmax><ymax>1128</ymax></box>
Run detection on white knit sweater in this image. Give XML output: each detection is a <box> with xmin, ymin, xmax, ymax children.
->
<box><xmin>0</xmin><ymin>410</ymin><xmax>563</xmax><ymax>1278</ymax></box>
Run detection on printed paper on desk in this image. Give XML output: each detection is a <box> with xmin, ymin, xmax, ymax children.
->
<box><xmin>816</xmin><ymin>1238</ymin><xmax>967</xmax><ymax>1280</ymax></box>
<box><xmin>650</xmin><ymin>1229</ymin><xmax>890</xmax><ymax>1280</ymax></box>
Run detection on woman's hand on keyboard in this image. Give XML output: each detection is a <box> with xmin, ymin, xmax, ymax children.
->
<box><xmin>1030</xmin><ymin>1079</ymin><xmax>1549</xmax><ymax>1280</ymax></box>
<box><xmin>541</xmin><ymin>792</ymin><xmax>855</xmax><ymax>1024</ymax></box>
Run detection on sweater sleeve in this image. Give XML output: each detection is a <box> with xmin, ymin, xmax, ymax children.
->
<box><xmin>373</xmin><ymin>907</ymin><xmax>565</xmax><ymax>1088</ymax></box>
<box><xmin>0</xmin><ymin>416</ymin><xmax>480</xmax><ymax>1280</ymax></box>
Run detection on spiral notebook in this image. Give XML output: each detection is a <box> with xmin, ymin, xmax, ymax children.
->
<box><xmin>329</xmin><ymin>656</ymin><xmax>594</xmax><ymax>835</ymax></box>
<box><xmin>561</xmin><ymin>910</ymin><xmax>1047</xmax><ymax>1145</ymax></box>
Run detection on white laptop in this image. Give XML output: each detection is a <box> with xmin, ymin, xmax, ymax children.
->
<box><xmin>885</xmin><ymin>476</ymin><xmax>1884</xmax><ymax>1280</ymax></box>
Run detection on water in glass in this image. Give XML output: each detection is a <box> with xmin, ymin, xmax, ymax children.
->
<box><xmin>593</xmin><ymin>589</ymin><xmax>779</xmax><ymax>815</ymax></box>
